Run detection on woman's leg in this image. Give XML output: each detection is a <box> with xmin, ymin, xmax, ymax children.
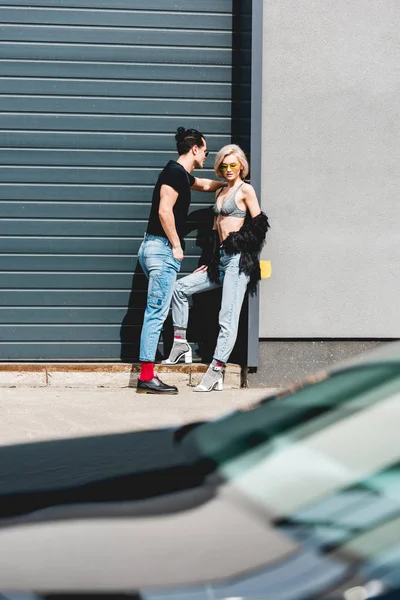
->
<box><xmin>172</xmin><ymin>269</ymin><xmax>220</xmax><ymax>328</ymax></box>
<box><xmin>163</xmin><ymin>269</ymin><xmax>221</xmax><ymax>364</ymax></box>
<box><xmin>194</xmin><ymin>252</ymin><xmax>249</xmax><ymax>392</ymax></box>
<box><xmin>213</xmin><ymin>254</ymin><xmax>249</xmax><ymax>364</ymax></box>
<box><xmin>194</xmin><ymin>254</ymin><xmax>249</xmax><ymax>392</ymax></box>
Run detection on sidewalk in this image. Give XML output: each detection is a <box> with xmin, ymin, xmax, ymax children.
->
<box><xmin>0</xmin><ymin>362</ymin><xmax>242</xmax><ymax>389</ymax></box>
<box><xmin>0</xmin><ymin>386</ymin><xmax>277</xmax><ymax>447</ymax></box>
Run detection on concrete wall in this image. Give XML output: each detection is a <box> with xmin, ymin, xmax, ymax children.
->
<box><xmin>249</xmin><ymin>340</ymin><xmax>384</xmax><ymax>387</ymax></box>
<box><xmin>259</xmin><ymin>0</ymin><xmax>399</xmax><ymax>338</ymax></box>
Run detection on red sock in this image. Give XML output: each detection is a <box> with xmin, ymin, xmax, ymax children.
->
<box><xmin>174</xmin><ymin>335</ymin><xmax>182</xmax><ymax>339</ymax></box>
<box><xmin>140</xmin><ymin>361</ymin><xmax>154</xmax><ymax>381</ymax></box>
<box><xmin>215</xmin><ymin>360</ymin><xmax>225</xmax><ymax>368</ymax></box>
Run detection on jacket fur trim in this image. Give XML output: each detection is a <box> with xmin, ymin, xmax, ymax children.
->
<box><xmin>199</xmin><ymin>211</ymin><xmax>270</xmax><ymax>295</ymax></box>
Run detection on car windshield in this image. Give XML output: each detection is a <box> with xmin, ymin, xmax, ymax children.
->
<box><xmin>185</xmin><ymin>363</ymin><xmax>400</xmax><ymax>504</ymax></box>
<box><xmin>179</xmin><ymin>361</ymin><xmax>400</xmax><ymax>594</ymax></box>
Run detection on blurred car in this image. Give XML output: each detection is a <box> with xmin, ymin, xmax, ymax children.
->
<box><xmin>1</xmin><ymin>342</ymin><xmax>400</xmax><ymax>599</ymax></box>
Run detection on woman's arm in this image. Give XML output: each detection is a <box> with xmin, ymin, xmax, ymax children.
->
<box><xmin>212</xmin><ymin>189</ymin><xmax>220</xmax><ymax>230</ymax></box>
<box><xmin>242</xmin><ymin>183</ymin><xmax>261</xmax><ymax>218</ymax></box>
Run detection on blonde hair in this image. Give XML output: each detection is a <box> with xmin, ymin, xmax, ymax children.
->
<box><xmin>214</xmin><ymin>144</ymin><xmax>249</xmax><ymax>179</ymax></box>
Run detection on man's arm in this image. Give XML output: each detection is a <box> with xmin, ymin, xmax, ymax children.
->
<box><xmin>158</xmin><ymin>184</ymin><xmax>183</xmax><ymax>261</ymax></box>
<box><xmin>191</xmin><ymin>178</ymin><xmax>226</xmax><ymax>192</ymax></box>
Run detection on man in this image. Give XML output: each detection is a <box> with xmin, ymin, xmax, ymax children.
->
<box><xmin>136</xmin><ymin>127</ymin><xmax>224</xmax><ymax>394</ymax></box>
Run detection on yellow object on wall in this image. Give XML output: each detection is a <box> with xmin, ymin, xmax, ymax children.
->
<box><xmin>260</xmin><ymin>260</ymin><xmax>272</xmax><ymax>279</ymax></box>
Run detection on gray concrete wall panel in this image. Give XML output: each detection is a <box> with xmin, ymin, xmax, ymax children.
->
<box><xmin>260</xmin><ymin>0</ymin><xmax>399</xmax><ymax>338</ymax></box>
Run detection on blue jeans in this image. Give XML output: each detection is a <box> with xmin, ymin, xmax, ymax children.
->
<box><xmin>138</xmin><ymin>235</ymin><xmax>181</xmax><ymax>362</ymax></box>
<box><xmin>171</xmin><ymin>250</ymin><xmax>250</xmax><ymax>364</ymax></box>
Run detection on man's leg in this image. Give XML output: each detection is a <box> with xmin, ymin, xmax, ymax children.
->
<box><xmin>163</xmin><ymin>268</ymin><xmax>221</xmax><ymax>364</ymax></box>
<box><xmin>137</xmin><ymin>237</ymin><xmax>181</xmax><ymax>393</ymax></box>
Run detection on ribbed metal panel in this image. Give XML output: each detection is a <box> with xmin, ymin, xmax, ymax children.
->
<box><xmin>0</xmin><ymin>0</ymin><xmax>247</xmax><ymax>361</ymax></box>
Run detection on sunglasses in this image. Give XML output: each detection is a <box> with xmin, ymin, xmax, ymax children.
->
<box><xmin>195</xmin><ymin>145</ymin><xmax>209</xmax><ymax>157</ymax></box>
<box><xmin>220</xmin><ymin>162</ymin><xmax>239</xmax><ymax>170</ymax></box>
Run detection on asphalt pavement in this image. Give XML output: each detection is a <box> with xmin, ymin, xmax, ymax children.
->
<box><xmin>0</xmin><ymin>386</ymin><xmax>276</xmax><ymax>447</ymax></box>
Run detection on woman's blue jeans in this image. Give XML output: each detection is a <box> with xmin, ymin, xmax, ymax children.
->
<box><xmin>171</xmin><ymin>251</ymin><xmax>249</xmax><ymax>364</ymax></box>
<box><xmin>138</xmin><ymin>235</ymin><xmax>181</xmax><ymax>362</ymax></box>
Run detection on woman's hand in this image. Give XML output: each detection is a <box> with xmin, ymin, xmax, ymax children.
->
<box><xmin>193</xmin><ymin>265</ymin><xmax>208</xmax><ymax>273</ymax></box>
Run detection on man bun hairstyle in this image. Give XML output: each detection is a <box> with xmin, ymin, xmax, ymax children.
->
<box><xmin>175</xmin><ymin>127</ymin><xmax>205</xmax><ymax>156</ymax></box>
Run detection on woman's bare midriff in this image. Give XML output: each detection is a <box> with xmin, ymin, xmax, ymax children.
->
<box><xmin>214</xmin><ymin>180</ymin><xmax>249</xmax><ymax>242</ymax></box>
<box><xmin>215</xmin><ymin>214</ymin><xmax>245</xmax><ymax>243</ymax></box>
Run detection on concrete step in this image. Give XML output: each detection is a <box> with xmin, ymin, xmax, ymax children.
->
<box><xmin>0</xmin><ymin>363</ymin><xmax>242</xmax><ymax>389</ymax></box>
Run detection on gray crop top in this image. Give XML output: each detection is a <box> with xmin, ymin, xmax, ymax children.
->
<box><xmin>213</xmin><ymin>182</ymin><xmax>247</xmax><ymax>218</ymax></box>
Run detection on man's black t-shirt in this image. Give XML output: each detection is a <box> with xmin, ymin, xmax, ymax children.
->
<box><xmin>146</xmin><ymin>160</ymin><xmax>195</xmax><ymax>245</ymax></box>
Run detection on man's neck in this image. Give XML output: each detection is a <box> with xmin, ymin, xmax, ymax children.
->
<box><xmin>177</xmin><ymin>154</ymin><xmax>195</xmax><ymax>173</ymax></box>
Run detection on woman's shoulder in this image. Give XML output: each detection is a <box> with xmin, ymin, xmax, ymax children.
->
<box><xmin>215</xmin><ymin>185</ymin><xmax>225</xmax><ymax>199</ymax></box>
<box><xmin>240</xmin><ymin>181</ymin><xmax>255</xmax><ymax>195</ymax></box>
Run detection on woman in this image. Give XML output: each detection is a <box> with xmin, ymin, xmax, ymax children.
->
<box><xmin>163</xmin><ymin>144</ymin><xmax>270</xmax><ymax>391</ymax></box>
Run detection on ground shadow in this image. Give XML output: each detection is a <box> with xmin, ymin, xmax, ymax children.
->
<box><xmin>119</xmin><ymin>261</ymin><xmax>148</xmax><ymax>362</ymax></box>
<box><xmin>119</xmin><ymin>203</ymin><xmax>249</xmax><ymax>367</ymax></box>
<box><xmin>0</xmin><ymin>426</ymin><xmax>215</xmax><ymax>516</ymax></box>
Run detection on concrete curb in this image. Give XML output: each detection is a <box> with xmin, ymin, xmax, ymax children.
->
<box><xmin>0</xmin><ymin>363</ymin><xmax>242</xmax><ymax>389</ymax></box>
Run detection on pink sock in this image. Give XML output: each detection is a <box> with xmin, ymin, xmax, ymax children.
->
<box><xmin>173</xmin><ymin>326</ymin><xmax>186</xmax><ymax>340</ymax></box>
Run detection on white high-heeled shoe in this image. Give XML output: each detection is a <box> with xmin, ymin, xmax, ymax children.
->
<box><xmin>162</xmin><ymin>343</ymin><xmax>192</xmax><ymax>365</ymax></box>
<box><xmin>193</xmin><ymin>375</ymin><xmax>223</xmax><ymax>392</ymax></box>
<box><xmin>193</xmin><ymin>362</ymin><xmax>224</xmax><ymax>392</ymax></box>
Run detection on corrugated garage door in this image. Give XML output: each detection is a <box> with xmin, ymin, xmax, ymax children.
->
<box><xmin>0</xmin><ymin>0</ymin><xmax>250</xmax><ymax>361</ymax></box>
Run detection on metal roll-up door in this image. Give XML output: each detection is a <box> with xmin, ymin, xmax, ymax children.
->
<box><xmin>0</xmin><ymin>0</ymin><xmax>251</xmax><ymax>361</ymax></box>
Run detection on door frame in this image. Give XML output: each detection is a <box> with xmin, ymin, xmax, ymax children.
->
<box><xmin>248</xmin><ymin>0</ymin><xmax>264</xmax><ymax>368</ymax></box>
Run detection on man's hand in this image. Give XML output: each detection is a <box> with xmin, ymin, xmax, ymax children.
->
<box><xmin>172</xmin><ymin>245</ymin><xmax>184</xmax><ymax>262</ymax></box>
<box><xmin>193</xmin><ymin>265</ymin><xmax>208</xmax><ymax>273</ymax></box>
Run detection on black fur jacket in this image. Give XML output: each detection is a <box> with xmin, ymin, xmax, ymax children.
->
<box><xmin>198</xmin><ymin>211</ymin><xmax>270</xmax><ymax>295</ymax></box>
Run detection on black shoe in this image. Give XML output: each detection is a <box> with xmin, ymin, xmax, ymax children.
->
<box><xmin>136</xmin><ymin>376</ymin><xmax>178</xmax><ymax>395</ymax></box>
